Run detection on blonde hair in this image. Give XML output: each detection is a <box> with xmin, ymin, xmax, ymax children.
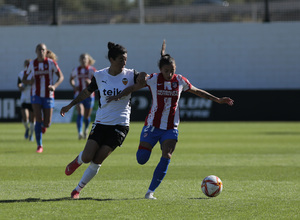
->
<box><xmin>46</xmin><ymin>50</ymin><xmax>58</xmax><ymax>61</ymax></box>
<box><xmin>80</xmin><ymin>53</ymin><xmax>95</xmax><ymax>66</ymax></box>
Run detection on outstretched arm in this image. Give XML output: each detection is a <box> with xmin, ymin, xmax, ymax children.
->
<box><xmin>188</xmin><ymin>85</ymin><xmax>234</xmax><ymax>106</ymax></box>
<box><xmin>60</xmin><ymin>88</ymin><xmax>91</xmax><ymax>117</ymax></box>
<box><xmin>106</xmin><ymin>72</ymin><xmax>148</xmax><ymax>103</ymax></box>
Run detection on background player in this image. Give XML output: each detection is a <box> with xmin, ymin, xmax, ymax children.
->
<box><xmin>70</xmin><ymin>53</ymin><xmax>96</xmax><ymax>139</ymax></box>
<box><xmin>17</xmin><ymin>59</ymin><xmax>35</xmax><ymax>141</ymax></box>
<box><xmin>23</xmin><ymin>43</ymin><xmax>64</xmax><ymax>153</ymax></box>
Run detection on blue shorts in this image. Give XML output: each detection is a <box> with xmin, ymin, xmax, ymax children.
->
<box><xmin>74</xmin><ymin>95</ymin><xmax>95</xmax><ymax>109</ymax></box>
<box><xmin>140</xmin><ymin>125</ymin><xmax>178</xmax><ymax>147</ymax></box>
<box><xmin>31</xmin><ymin>95</ymin><xmax>54</xmax><ymax>109</ymax></box>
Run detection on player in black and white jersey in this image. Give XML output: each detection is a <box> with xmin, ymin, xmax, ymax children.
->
<box><xmin>17</xmin><ymin>59</ymin><xmax>35</xmax><ymax>141</ymax></box>
<box><xmin>60</xmin><ymin>42</ymin><xmax>146</xmax><ymax>199</ymax></box>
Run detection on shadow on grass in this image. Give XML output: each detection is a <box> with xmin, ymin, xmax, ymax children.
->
<box><xmin>263</xmin><ymin>132</ymin><xmax>300</xmax><ymax>135</ymax></box>
<box><xmin>188</xmin><ymin>197</ymin><xmax>210</xmax><ymax>200</ymax></box>
<box><xmin>0</xmin><ymin>197</ymin><xmax>143</xmax><ymax>203</ymax></box>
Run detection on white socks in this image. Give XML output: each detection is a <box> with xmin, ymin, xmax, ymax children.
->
<box><xmin>146</xmin><ymin>189</ymin><xmax>154</xmax><ymax>194</ymax></box>
<box><xmin>75</xmin><ymin>162</ymin><xmax>101</xmax><ymax>192</ymax></box>
<box><xmin>29</xmin><ymin>122</ymin><xmax>35</xmax><ymax>136</ymax></box>
<box><xmin>23</xmin><ymin>121</ymin><xmax>29</xmax><ymax>130</ymax></box>
<box><xmin>77</xmin><ymin>151</ymin><xmax>83</xmax><ymax>164</ymax></box>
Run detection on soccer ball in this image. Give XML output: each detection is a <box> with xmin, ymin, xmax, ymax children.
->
<box><xmin>201</xmin><ymin>175</ymin><xmax>223</xmax><ymax>197</ymax></box>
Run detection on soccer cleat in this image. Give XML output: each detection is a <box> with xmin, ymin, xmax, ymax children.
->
<box><xmin>71</xmin><ymin>189</ymin><xmax>80</xmax><ymax>199</ymax></box>
<box><xmin>65</xmin><ymin>156</ymin><xmax>81</xmax><ymax>176</ymax></box>
<box><xmin>145</xmin><ymin>192</ymin><xmax>157</xmax><ymax>200</ymax></box>
<box><xmin>78</xmin><ymin>133</ymin><xmax>84</xmax><ymax>140</ymax></box>
<box><xmin>24</xmin><ymin>128</ymin><xmax>29</xmax><ymax>139</ymax></box>
<box><xmin>42</xmin><ymin>126</ymin><xmax>47</xmax><ymax>134</ymax></box>
<box><xmin>83</xmin><ymin>129</ymin><xmax>89</xmax><ymax>139</ymax></box>
<box><xmin>36</xmin><ymin>145</ymin><xmax>43</xmax><ymax>153</ymax></box>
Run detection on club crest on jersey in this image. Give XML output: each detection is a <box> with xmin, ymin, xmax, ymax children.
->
<box><xmin>122</xmin><ymin>78</ymin><xmax>128</xmax><ymax>85</ymax></box>
<box><xmin>44</xmin><ymin>63</ymin><xmax>48</xmax><ymax>69</ymax></box>
<box><xmin>172</xmin><ymin>82</ymin><xmax>178</xmax><ymax>89</ymax></box>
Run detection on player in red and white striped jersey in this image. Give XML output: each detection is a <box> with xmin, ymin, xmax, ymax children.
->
<box><xmin>144</xmin><ymin>72</ymin><xmax>191</xmax><ymax>130</ymax></box>
<box><xmin>23</xmin><ymin>44</ymin><xmax>64</xmax><ymax>153</ymax></box>
<box><xmin>70</xmin><ymin>53</ymin><xmax>96</xmax><ymax>140</ymax></box>
<box><xmin>108</xmin><ymin>40</ymin><xmax>234</xmax><ymax>199</ymax></box>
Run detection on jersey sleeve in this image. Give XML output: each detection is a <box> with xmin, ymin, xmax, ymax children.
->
<box><xmin>181</xmin><ymin>75</ymin><xmax>192</xmax><ymax>91</ymax></box>
<box><xmin>89</xmin><ymin>67</ymin><xmax>96</xmax><ymax>79</ymax></box>
<box><xmin>146</xmin><ymin>73</ymin><xmax>156</xmax><ymax>87</ymax></box>
<box><xmin>26</xmin><ymin>62</ymin><xmax>34</xmax><ymax>80</ymax></box>
<box><xmin>51</xmin><ymin>60</ymin><xmax>61</xmax><ymax>73</ymax></box>
<box><xmin>71</xmin><ymin>68</ymin><xmax>77</xmax><ymax>78</ymax></box>
<box><xmin>86</xmin><ymin>76</ymin><xmax>98</xmax><ymax>92</ymax></box>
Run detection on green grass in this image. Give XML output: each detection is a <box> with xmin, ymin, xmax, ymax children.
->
<box><xmin>0</xmin><ymin>122</ymin><xmax>299</xmax><ymax>219</ymax></box>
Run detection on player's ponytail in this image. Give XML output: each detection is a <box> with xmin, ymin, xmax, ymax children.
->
<box><xmin>161</xmin><ymin>39</ymin><xmax>166</xmax><ymax>57</ymax></box>
<box><xmin>108</xmin><ymin>42</ymin><xmax>115</xmax><ymax>50</ymax></box>
<box><xmin>158</xmin><ymin>39</ymin><xmax>175</xmax><ymax>69</ymax></box>
<box><xmin>107</xmin><ymin>42</ymin><xmax>127</xmax><ymax>60</ymax></box>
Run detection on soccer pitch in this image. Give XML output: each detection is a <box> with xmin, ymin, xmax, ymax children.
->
<box><xmin>0</xmin><ymin>122</ymin><xmax>299</xmax><ymax>219</ymax></box>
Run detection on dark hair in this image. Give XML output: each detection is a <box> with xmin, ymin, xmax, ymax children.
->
<box><xmin>107</xmin><ymin>42</ymin><xmax>127</xmax><ymax>60</ymax></box>
<box><xmin>24</xmin><ymin>59</ymin><xmax>31</xmax><ymax>68</ymax></box>
<box><xmin>158</xmin><ymin>40</ymin><xmax>175</xmax><ymax>69</ymax></box>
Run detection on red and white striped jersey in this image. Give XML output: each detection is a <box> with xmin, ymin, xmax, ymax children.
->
<box><xmin>26</xmin><ymin>58</ymin><xmax>61</xmax><ymax>98</ymax></box>
<box><xmin>145</xmin><ymin>73</ymin><xmax>192</xmax><ymax>130</ymax></box>
<box><xmin>71</xmin><ymin>66</ymin><xmax>96</xmax><ymax>97</ymax></box>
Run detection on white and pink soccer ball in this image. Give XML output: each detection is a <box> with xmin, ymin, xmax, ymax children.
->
<box><xmin>201</xmin><ymin>175</ymin><xmax>223</xmax><ymax>197</ymax></box>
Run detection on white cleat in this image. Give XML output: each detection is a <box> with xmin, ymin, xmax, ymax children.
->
<box><xmin>84</xmin><ymin>128</ymin><xmax>89</xmax><ymax>139</ymax></box>
<box><xmin>78</xmin><ymin>133</ymin><xmax>84</xmax><ymax>140</ymax></box>
<box><xmin>145</xmin><ymin>192</ymin><xmax>157</xmax><ymax>200</ymax></box>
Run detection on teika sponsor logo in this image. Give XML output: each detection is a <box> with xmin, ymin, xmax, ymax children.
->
<box><xmin>103</xmin><ymin>88</ymin><xmax>122</xmax><ymax>96</ymax></box>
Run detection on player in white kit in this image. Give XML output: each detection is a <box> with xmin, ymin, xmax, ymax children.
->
<box><xmin>108</xmin><ymin>40</ymin><xmax>234</xmax><ymax>199</ymax></box>
<box><xmin>17</xmin><ymin>59</ymin><xmax>35</xmax><ymax>141</ymax></box>
<box><xmin>60</xmin><ymin>42</ymin><xmax>146</xmax><ymax>199</ymax></box>
<box><xmin>70</xmin><ymin>53</ymin><xmax>96</xmax><ymax>140</ymax></box>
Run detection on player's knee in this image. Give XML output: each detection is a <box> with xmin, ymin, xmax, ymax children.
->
<box><xmin>136</xmin><ymin>146</ymin><xmax>152</xmax><ymax>165</ymax></box>
<box><xmin>81</xmin><ymin>153</ymin><xmax>93</xmax><ymax>164</ymax></box>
